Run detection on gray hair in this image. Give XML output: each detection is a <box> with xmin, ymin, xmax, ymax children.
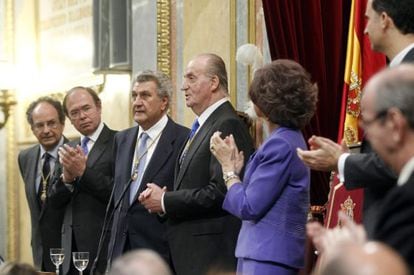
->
<box><xmin>109</xmin><ymin>249</ymin><xmax>172</xmax><ymax>275</ymax></box>
<box><xmin>133</xmin><ymin>70</ymin><xmax>172</xmax><ymax>109</ymax></box>
<box><xmin>374</xmin><ymin>70</ymin><xmax>414</xmax><ymax>129</ymax></box>
<box><xmin>197</xmin><ymin>53</ymin><xmax>229</xmax><ymax>93</ymax></box>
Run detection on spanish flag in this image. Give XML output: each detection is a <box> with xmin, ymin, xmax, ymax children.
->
<box><xmin>325</xmin><ymin>0</ymin><xmax>386</xmax><ymax>228</ymax></box>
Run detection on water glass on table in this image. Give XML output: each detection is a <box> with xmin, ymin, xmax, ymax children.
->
<box><xmin>50</xmin><ymin>248</ymin><xmax>64</xmax><ymax>275</ymax></box>
<box><xmin>72</xmin><ymin>252</ymin><xmax>89</xmax><ymax>275</ymax></box>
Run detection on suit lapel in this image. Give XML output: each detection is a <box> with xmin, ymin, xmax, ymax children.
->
<box><xmin>27</xmin><ymin>146</ymin><xmax>42</xmax><ymax>216</ymax></box>
<box><xmin>402</xmin><ymin>47</ymin><xmax>414</xmax><ymax>63</ymax></box>
<box><xmin>174</xmin><ymin>103</ymin><xmax>232</xmax><ymax>190</ymax></box>
<box><xmin>136</xmin><ymin>119</ymin><xmax>175</xmax><ymax>195</ymax></box>
<box><xmin>87</xmin><ymin>125</ymin><xmax>111</xmax><ymax>167</ymax></box>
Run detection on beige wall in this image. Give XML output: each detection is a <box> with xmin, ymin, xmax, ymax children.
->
<box><xmin>3</xmin><ymin>0</ymin><xmax>263</xmax><ymax>264</ymax></box>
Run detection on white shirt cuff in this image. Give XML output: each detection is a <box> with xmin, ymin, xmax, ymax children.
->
<box><xmin>161</xmin><ymin>192</ymin><xmax>166</xmax><ymax>213</ymax></box>
<box><xmin>338</xmin><ymin>153</ymin><xmax>350</xmax><ymax>183</ymax></box>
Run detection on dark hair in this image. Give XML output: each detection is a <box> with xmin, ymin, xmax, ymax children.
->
<box><xmin>198</xmin><ymin>53</ymin><xmax>228</xmax><ymax>93</ymax></box>
<box><xmin>134</xmin><ymin>70</ymin><xmax>172</xmax><ymax>109</ymax></box>
<box><xmin>0</xmin><ymin>262</ymin><xmax>37</xmax><ymax>275</ymax></box>
<box><xmin>26</xmin><ymin>96</ymin><xmax>65</xmax><ymax>125</ymax></box>
<box><xmin>63</xmin><ymin>86</ymin><xmax>101</xmax><ymax>116</ymax></box>
<box><xmin>372</xmin><ymin>0</ymin><xmax>414</xmax><ymax>34</ymax></box>
<box><xmin>248</xmin><ymin>59</ymin><xmax>318</xmax><ymax>129</ymax></box>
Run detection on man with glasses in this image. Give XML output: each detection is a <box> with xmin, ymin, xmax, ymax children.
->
<box><xmin>18</xmin><ymin>97</ymin><xmax>67</xmax><ymax>272</ymax></box>
<box><xmin>50</xmin><ymin>87</ymin><xmax>116</xmax><ymax>275</ymax></box>
<box><xmin>308</xmin><ymin>64</ymin><xmax>414</xmax><ymax>272</ymax></box>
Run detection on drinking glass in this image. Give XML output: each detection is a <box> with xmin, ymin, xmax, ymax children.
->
<box><xmin>50</xmin><ymin>248</ymin><xmax>65</xmax><ymax>275</ymax></box>
<box><xmin>72</xmin><ymin>252</ymin><xmax>89</xmax><ymax>275</ymax></box>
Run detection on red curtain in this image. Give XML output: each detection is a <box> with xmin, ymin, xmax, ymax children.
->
<box><xmin>262</xmin><ymin>0</ymin><xmax>351</xmax><ymax>206</ymax></box>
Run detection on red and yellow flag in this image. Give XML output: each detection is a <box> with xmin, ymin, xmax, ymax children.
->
<box><xmin>325</xmin><ymin>0</ymin><xmax>386</xmax><ymax>228</ymax></box>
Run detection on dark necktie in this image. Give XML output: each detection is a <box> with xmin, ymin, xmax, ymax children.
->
<box><xmin>179</xmin><ymin>119</ymin><xmax>200</xmax><ymax>166</ymax></box>
<box><xmin>81</xmin><ymin>136</ymin><xmax>90</xmax><ymax>155</ymax></box>
<box><xmin>129</xmin><ymin>132</ymin><xmax>150</xmax><ymax>204</ymax></box>
<box><xmin>38</xmin><ymin>152</ymin><xmax>51</xmax><ymax>207</ymax></box>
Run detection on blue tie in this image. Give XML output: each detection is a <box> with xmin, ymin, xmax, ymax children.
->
<box><xmin>188</xmin><ymin>119</ymin><xmax>200</xmax><ymax>140</ymax></box>
<box><xmin>81</xmin><ymin>136</ymin><xmax>90</xmax><ymax>155</ymax></box>
<box><xmin>129</xmin><ymin>132</ymin><xmax>150</xmax><ymax>204</ymax></box>
<box><xmin>179</xmin><ymin>119</ymin><xmax>199</xmax><ymax>166</ymax></box>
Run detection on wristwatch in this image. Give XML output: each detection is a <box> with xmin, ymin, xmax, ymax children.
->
<box><xmin>223</xmin><ymin>171</ymin><xmax>238</xmax><ymax>183</ymax></box>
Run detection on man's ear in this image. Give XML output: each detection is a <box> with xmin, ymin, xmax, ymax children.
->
<box><xmin>388</xmin><ymin>108</ymin><xmax>406</xmax><ymax>144</ymax></box>
<box><xmin>210</xmin><ymin>75</ymin><xmax>219</xmax><ymax>91</ymax></box>
<box><xmin>381</xmin><ymin>12</ymin><xmax>393</xmax><ymax>30</ymax></box>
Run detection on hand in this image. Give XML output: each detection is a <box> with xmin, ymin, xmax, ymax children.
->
<box><xmin>139</xmin><ymin>183</ymin><xmax>166</xmax><ymax>213</ymax></box>
<box><xmin>307</xmin><ymin>211</ymin><xmax>366</xmax><ymax>256</ymax></box>
<box><xmin>296</xmin><ymin>136</ymin><xmax>347</xmax><ymax>172</ymax></box>
<box><xmin>210</xmin><ymin>132</ymin><xmax>244</xmax><ymax>174</ymax></box>
<box><xmin>58</xmin><ymin>145</ymin><xmax>87</xmax><ymax>178</ymax></box>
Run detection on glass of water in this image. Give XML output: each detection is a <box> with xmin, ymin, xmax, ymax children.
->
<box><xmin>50</xmin><ymin>248</ymin><xmax>65</xmax><ymax>275</ymax></box>
<box><xmin>72</xmin><ymin>252</ymin><xmax>89</xmax><ymax>275</ymax></box>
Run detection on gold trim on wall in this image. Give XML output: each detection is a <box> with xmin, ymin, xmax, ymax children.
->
<box><xmin>229</xmin><ymin>0</ymin><xmax>237</xmax><ymax>105</ymax></box>
<box><xmin>4</xmin><ymin>0</ymin><xmax>18</xmax><ymax>261</ymax></box>
<box><xmin>157</xmin><ymin>0</ymin><xmax>171</xmax><ymax>76</ymax></box>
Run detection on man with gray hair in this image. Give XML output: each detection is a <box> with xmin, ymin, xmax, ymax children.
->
<box><xmin>106</xmin><ymin>71</ymin><xmax>189</xmax><ymax>270</ymax></box>
<box><xmin>109</xmin><ymin>249</ymin><xmax>172</xmax><ymax>275</ymax></box>
<box><xmin>308</xmin><ymin>64</ymin><xmax>414</xmax><ymax>272</ymax></box>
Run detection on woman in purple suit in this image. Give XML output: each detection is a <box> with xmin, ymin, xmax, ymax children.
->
<box><xmin>210</xmin><ymin>59</ymin><xmax>318</xmax><ymax>275</ymax></box>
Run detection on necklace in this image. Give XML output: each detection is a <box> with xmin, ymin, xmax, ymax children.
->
<box><xmin>131</xmin><ymin>131</ymin><xmax>162</xmax><ymax>181</ymax></box>
<box><xmin>40</xmin><ymin>171</ymin><xmax>51</xmax><ymax>202</ymax></box>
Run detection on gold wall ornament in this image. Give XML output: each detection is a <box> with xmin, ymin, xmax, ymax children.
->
<box><xmin>0</xmin><ymin>89</ymin><xmax>17</xmax><ymax>129</ymax></box>
<box><xmin>157</xmin><ymin>0</ymin><xmax>171</xmax><ymax>76</ymax></box>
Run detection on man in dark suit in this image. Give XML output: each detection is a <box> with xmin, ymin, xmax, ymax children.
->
<box><xmin>297</xmin><ymin>0</ymin><xmax>414</xmax><ymax>234</ymax></box>
<box><xmin>140</xmin><ymin>53</ymin><xmax>254</xmax><ymax>275</ymax></box>
<box><xmin>50</xmin><ymin>87</ymin><xmax>116</xmax><ymax>275</ymax></box>
<box><xmin>308</xmin><ymin>64</ymin><xmax>414</xmax><ymax>273</ymax></box>
<box><xmin>18</xmin><ymin>97</ymin><xmax>67</xmax><ymax>272</ymax></box>
<box><xmin>106</xmin><ymin>71</ymin><xmax>188</xmax><ymax>269</ymax></box>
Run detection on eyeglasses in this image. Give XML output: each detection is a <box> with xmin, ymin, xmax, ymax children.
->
<box><xmin>359</xmin><ymin>109</ymin><xmax>388</xmax><ymax>128</ymax></box>
<box><xmin>32</xmin><ymin>120</ymin><xmax>60</xmax><ymax>132</ymax></box>
<box><xmin>69</xmin><ymin>105</ymin><xmax>94</xmax><ymax>119</ymax></box>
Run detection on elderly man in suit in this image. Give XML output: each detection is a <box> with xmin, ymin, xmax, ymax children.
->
<box><xmin>18</xmin><ymin>97</ymin><xmax>67</xmax><ymax>272</ymax></box>
<box><xmin>106</xmin><ymin>71</ymin><xmax>189</xmax><ymax>270</ymax></box>
<box><xmin>140</xmin><ymin>53</ymin><xmax>254</xmax><ymax>275</ymax></box>
<box><xmin>50</xmin><ymin>87</ymin><xmax>116</xmax><ymax>275</ymax></box>
<box><xmin>297</xmin><ymin>0</ymin><xmax>414</xmax><ymax>234</ymax></box>
<box><xmin>308</xmin><ymin>64</ymin><xmax>414</xmax><ymax>273</ymax></box>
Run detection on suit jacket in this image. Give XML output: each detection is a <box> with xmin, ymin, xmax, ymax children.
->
<box><xmin>344</xmin><ymin>50</ymin><xmax>414</xmax><ymax>234</ymax></box>
<box><xmin>164</xmin><ymin>102</ymin><xmax>254</xmax><ymax>275</ymax></box>
<box><xmin>223</xmin><ymin>127</ymin><xmax>310</xmax><ymax>269</ymax></box>
<box><xmin>107</xmin><ymin>118</ymin><xmax>189</xmax><ymax>266</ymax></box>
<box><xmin>50</xmin><ymin>124</ymin><xmax>116</xmax><ymax>275</ymax></box>
<box><xmin>18</xmin><ymin>139</ymin><xmax>68</xmax><ymax>272</ymax></box>
<box><xmin>372</xmin><ymin>172</ymin><xmax>414</xmax><ymax>273</ymax></box>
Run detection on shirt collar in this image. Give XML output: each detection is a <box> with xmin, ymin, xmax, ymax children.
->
<box><xmin>138</xmin><ymin>114</ymin><xmax>168</xmax><ymax>141</ymax></box>
<box><xmin>390</xmin><ymin>43</ymin><xmax>414</xmax><ymax>67</ymax></box>
<box><xmin>397</xmin><ymin>156</ymin><xmax>414</xmax><ymax>186</ymax></box>
<box><xmin>81</xmin><ymin>122</ymin><xmax>104</xmax><ymax>143</ymax></box>
<box><xmin>40</xmin><ymin>136</ymin><xmax>65</xmax><ymax>159</ymax></box>
<box><xmin>197</xmin><ymin>97</ymin><xmax>229</xmax><ymax>127</ymax></box>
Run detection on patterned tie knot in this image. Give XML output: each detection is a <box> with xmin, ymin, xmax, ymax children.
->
<box><xmin>189</xmin><ymin>119</ymin><xmax>200</xmax><ymax>140</ymax></box>
<box><xmin>81</xmin><ymin>136</ymin><xmax>90</xmax><ymax>155</ymax></box>
<box><xmin>43</xmin><ymin>152</ymin><xmax>51</xmax><ymax>162</ymax></box>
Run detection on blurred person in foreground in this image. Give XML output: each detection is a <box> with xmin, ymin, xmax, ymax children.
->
<box><xmin>210</xmin><ymin>59</ymin><xmax>318</xmax><ymax>275</ymax></box>
<box><xmin>0</xmin><ymin>262</ymin><xmax>38</xmax><ymax>275</ymax></box>
<box><xmin>308</xmin><ymin>64</ymin><xmax>414</xmax><ymax>273</ymax></box>
<box><xmin>109</xmin><ymin>249</ymin><xmax>171</xmax><ymax>275</ymax></box>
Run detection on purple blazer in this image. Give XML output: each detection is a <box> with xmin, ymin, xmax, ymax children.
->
<box><xmin>223</xmin><ymin>127</ymin><xmax>310</xmax><ymax>269</ymax></box>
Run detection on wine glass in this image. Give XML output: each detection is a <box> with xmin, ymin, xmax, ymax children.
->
<box><xmin>50</xmin><ymin>248</ymin><xmax>65</xmax><ymax>275</ymax></box>
<box><xmin>72</xmin><ymin>252</ymin><xmax>89</xmax><ymax>275</ymax></box>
